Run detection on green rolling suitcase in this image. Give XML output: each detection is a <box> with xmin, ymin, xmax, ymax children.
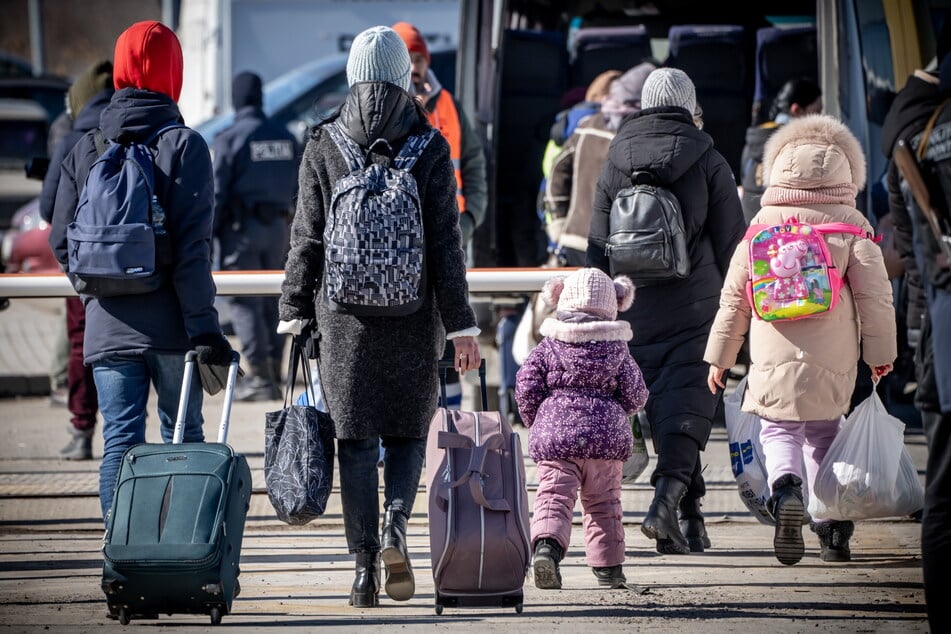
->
<box><xmin>101</xmin><ymin>351</ymin><xmax>251</xmax><ymax>625</ymax></box>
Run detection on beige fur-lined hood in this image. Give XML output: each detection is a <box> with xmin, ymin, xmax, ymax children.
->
<box><xmin>762</xmin><ymin>114</ymin><xmax>866</xmax><ymax>191</ymax></box>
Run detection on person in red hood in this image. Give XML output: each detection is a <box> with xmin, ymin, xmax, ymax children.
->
<box><xmin>49</xmin><ymin>21</ymin><xmax>233</xmax><ymax>520</ymax></box>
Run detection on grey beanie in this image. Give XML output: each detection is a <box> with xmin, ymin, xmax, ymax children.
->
<box><xmin>641</xmin><ymin>67</ymin><xmax>697</xmax><ymax>115</ymax></box>
<box><xmin>346</xmin><ymin>26</ymin><xmax>412</xmax><ymax>92</ymax></box>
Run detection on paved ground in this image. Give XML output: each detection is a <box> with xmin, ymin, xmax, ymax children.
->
<box><xmin>0</xmin><ymin>369</ymin><xmax>932</xmax><ymax>632</ymax></box>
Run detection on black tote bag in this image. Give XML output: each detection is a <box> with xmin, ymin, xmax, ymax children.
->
<box><xmin>264</xmin><ymin>339</ymin><xmax>335</xmax><ymax>525</ymax></box>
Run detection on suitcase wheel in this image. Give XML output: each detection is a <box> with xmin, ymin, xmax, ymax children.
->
<box><xmin>434</xmin><ymin>604</ymin><xmax>443</xmax><ymax>616</ymax></box>
<box><xmin>118</xmin><ymin>608</ymin><xmax>130</xmax><ymax>625</ymax></box>
<box><xmin>515</xmin><ymin>603</ymin><xmax>523</xmax><ymax>614</ymax></box>
<box><xmin>210</xmin><ymin>607</ymin><xmax>222</xmax><ymax>625</ymax></box>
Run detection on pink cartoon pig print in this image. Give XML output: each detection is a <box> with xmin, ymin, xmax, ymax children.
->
<box><xmin>770</xmin><ymin>239</ymin><xmax>809</xmax><ymax>302</ymax></box>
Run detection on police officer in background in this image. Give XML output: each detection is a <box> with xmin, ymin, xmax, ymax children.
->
<box><xmin>212</xmin><ymin>71</ymin><xmax>301</xmax><ymax>401</ymax></box>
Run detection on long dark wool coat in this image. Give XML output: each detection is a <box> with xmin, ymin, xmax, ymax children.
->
<box><xmin>279</xmin><ymin>82</ymin><xmax>476</xmax><ymax>440</ymax></box>
<box><xmin>587</xmin><ymin>106</ymin><xmax>745</xmax><ymax>449</ymax></box>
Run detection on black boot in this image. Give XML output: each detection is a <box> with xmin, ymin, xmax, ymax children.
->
<box><xmin>532</xmin><ymin>538</ymin><xmax>564</xmax><ymax>589</ymax></box>
<box><xmin>349</xmin><ymin>551</ymin><xmax>380</xmax><ymax>607</ymax></box>
<box><xmin>811</xmin><ymin>520</ymin><xmax>854</xmax><ymax>562</ymax></box>
<box><xmin>679</xmin><ymin>495</ymin><xmax>711</xmax><ymax>553</ymax></box>
<box><xmin>641</xmin><ymin>477</ymin><xmax>690</xmax><ymax>554</ymax></box>
<box><xmin>768</xmin><ymin>474</ymin><xmax>805</xmax><ymax>565</ymax></box>
<box><xmin>591</xmin><ymin>565</ymin><xmax>627</xmax><ymax>589</ymax></box>
<box><xmin>381</xmin><ymin>500</ymin><xmax>414</xmax><ymax>601</ymax></box>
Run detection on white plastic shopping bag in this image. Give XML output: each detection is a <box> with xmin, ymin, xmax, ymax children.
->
<box><xmin>622</xmin><ymin>412</ymin><xmax>650</xmax><ymax>484</ymax></box>
<box><xmin>724</xmin><ymin>377</ymin><xmax>774</xmax><ymax>525</ymax></box>
<box><xmin>808</xmin><ymin>390</ymin><xmax>924</xmax><ymax>521</ymax></box>
<box><xmin>295</xmin><ymin>362</ymin><xmax>329</xmax><ymax>412</ymax></box>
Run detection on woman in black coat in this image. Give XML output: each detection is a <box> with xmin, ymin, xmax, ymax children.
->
<box><xmin>587</xmin><ymin>68</ymin><xmax>745</xmax><ymax>554</ymax></box>
<box><xmin>278</xmin><ymin>27</ymin><xmax>481</xmax><ymax>606</ymax></box>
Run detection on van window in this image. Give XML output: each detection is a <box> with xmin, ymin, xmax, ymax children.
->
<box><xmin>0</xmin><ymin>119</ymin><xmax>46</xmax><ymax>168</ymax></box>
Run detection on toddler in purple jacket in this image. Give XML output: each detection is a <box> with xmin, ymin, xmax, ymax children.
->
<box><xmin>515</xmin><ymin>268</ymin><xmax>649</xmax><ymax>590</ymax></box>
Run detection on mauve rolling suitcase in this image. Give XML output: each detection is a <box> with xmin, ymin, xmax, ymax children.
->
<box><xmin>101</xmin><ymin>351</ymin><xmax>251</xmax><ymax>626</ymax></box>
<box><xmin>426</xmin><ymin>360</ymin><xmax>531</xmax><ymax>615</ymax></box>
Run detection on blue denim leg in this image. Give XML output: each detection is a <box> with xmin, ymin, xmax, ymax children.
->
<box><xmin>381</xmin><ymin>436</ymin><xmax>426</xmax><ymax>514</ymax></box>
<box><xmin>94</xmin><ymin>357</ymin><xmax>151</xmax><ymax>519</ymax></box>
<box><xmin>93</xmin><ymin>352</ymin><xmax>203</xmax><ymax>520</ymax></box>
<box><xmin>338</xmin><ymin>438</ymin><xmax>381</xmax><ymax>553</ymax></box>
<box><xmin>144</xmin><ymin>351</ymin><xmax>204</xmax><ymax>444</ymax></box>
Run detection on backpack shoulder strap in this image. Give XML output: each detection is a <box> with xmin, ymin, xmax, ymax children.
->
<box><xmin>916</xmin><ymin>98</ymin><xmax>951</xmax><ymax>162</ymax></box>
<box><xmin>324</xmin><ymin>120</ymin><xmax>365</xmax><ymax>172</ymax></box>
<box><xmin>143</xmin><ymin>121</ymin><xmax>186</xmax><ymax>147</ymax></box>
<box><xmin>394</xmin><ymin>127</ymin><xmax>438</xmax><ymax>171</ymax></box>
<box><xmin>812</xmin><ymin>222</ymin><xmax>882</xmax><ymax>243</ymax></box>
<box><xmin>743</xmin><ymin>223</ymin><xmax>769</xmax><ymax>241</ymax></box>
<box><xmin>93</xmin><ymin>129</ymin><xmax>107</xmax><ymax>157</ymax></box>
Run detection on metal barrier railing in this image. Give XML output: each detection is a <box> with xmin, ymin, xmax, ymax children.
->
<box><xmin>0</xmin><ymin>268</ymin><xmax>576</xmax><ymax>298</ymax></box>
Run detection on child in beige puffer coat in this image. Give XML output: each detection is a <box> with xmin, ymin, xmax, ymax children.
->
<box><xmin>703</xmin><ymin>114</ymin><xmax>896</xmax><ymax>566</ymax></box>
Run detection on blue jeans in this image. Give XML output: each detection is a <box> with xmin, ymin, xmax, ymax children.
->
<box><xmin>337</xmin><ymin>436</ymin><xmax>426</xmax><ymax>553</ymax></box>
<box><xmin>93</xmin><ymin>352</ymin><xmax>204</xmax><ymax>519</ymax></box>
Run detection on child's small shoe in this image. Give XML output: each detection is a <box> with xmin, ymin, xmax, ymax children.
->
<box><xmin>768</xmin><ymin>473</ymin><xmax>805</xmax><ymax>566</ymax></box>
<box><xmin>532</xmin><ymin>538</ymin><xmax>563</xmax><ymax>589</ymax></box>
<box><xmin>591</xmin><ymin>565</ymin><xmax>627</xmax><ymax>589</ymax></box>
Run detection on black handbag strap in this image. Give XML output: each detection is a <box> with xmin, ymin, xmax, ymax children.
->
<box><xmin>283</xmin><ymin>338</ymin><xmax>317</xmax><ymax>408</ymax></box>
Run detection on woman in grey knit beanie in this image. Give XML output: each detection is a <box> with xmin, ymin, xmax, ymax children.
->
<box><xmin>278</xmin><ymin>24</ymin><xmax>480</xmax><ymax>608</ymax></box>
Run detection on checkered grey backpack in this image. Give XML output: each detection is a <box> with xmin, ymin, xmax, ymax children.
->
<box><xmin>323</xmin><ymin>121</ymin><xmax>438</xmax><ymax>316</ymax></box>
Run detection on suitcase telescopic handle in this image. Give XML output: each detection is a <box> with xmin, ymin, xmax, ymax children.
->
<box><xmin>438</xmin><ymin>358</ymin><xmax>487</xmax><ymax>410</ymax></box>
<box><xmin>173</xmin><ymin>350</ymin><xmax>241</xmax><ymax>444</ymax></box>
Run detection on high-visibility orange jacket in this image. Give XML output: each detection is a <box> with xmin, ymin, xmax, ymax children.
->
<box><xmin>425</xmin><ymin>89</ymin><xmax>465</xmax><ymax>214</ymax></box>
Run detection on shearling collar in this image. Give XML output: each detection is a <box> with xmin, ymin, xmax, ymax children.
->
<box><xmin>539</xmin><ymin>318</ymin><xmax>632</xmax><ymax>343</ymax></box>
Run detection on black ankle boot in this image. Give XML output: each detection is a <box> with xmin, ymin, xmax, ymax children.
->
<box><xmin>768</xmin><ymin>474</ymin><xmax>805</xmax><ymax>566</ymax></box>
<box><xmin>679</xmin><ymin>496</ymin><xmax>711</xmax><ymax>553</ymax></box>
<box><xmin>381</xmin><ymin>500</ymin><xmax>414</xmax><ymax>601</ymax></box>
<box><xmin>532</xmin><ymin>538</ymin><xmax>564</xmax><ymax>589</ymax></box>
<box><xmin>641</xmin><ymin>477</ymin><xmax>689</xmax><ymax>554</ymax></box>
<box><xmin>591</xmin><ymin>565</ymin><xmax>627</xmax><ymax>589</ymax></box>
<box><xmin>811</xmin><ymin>520</ymin><xmax>854</xmax><ymax>562</ymax></box>
<box><xmin>349</xmin><ymin>551</ymin><xmax>380</xmax><ymax>607</ymax></box>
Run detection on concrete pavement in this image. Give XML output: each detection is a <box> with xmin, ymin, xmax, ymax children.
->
<box><xmin>0</xmin><ymin>382</ymin><xmax>931</xmax><ymax>632</ymax></box>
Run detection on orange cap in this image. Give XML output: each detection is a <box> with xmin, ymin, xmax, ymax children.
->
<box><xmin>392</xmin><ymin>21</ymin><xmax>429</xmax><ymax>63</ymax></box>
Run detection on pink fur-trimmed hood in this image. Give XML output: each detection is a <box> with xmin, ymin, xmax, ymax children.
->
<box><xmin>539</xmin><ymin>318</ymin><xmax>632</xmax><ymax>343</ymax></box>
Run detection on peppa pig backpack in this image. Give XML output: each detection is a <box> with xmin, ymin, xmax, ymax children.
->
<box><xmin>744</xmin><ymin>218</ymin><xmax>878</xmax><ymax>322</ymax></box>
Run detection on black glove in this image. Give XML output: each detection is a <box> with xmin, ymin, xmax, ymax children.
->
<box><xmin>295</xmin><ymin>323</ymin><xmax>319</xmax><ymax>360</ymax></box>
<box><xmin>191</xmin><ymin>332</ymin><xmax>234</xmax><ymax>366</ymax></box>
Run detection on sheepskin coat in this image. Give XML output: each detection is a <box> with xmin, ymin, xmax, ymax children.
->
<box><xmin>279</xmin><ymin>82</ymin><xmax>476</xmax><ymax>440</ymax></box>
<box><xmin>515</xmin><ymin>318</ymin><xmax>649</xmax><ymax>462</ymax></box>
<box><xmin>704</xmin><ymin>115</ymin><xmax>897</xmax><ymax>422</ymax></box>
<box><xmin>587</xmin><ymin>106</ymin><xmax>745</xmax><ymax>449</ymax></box>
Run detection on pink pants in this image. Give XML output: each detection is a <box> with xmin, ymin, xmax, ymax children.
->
<box><xmin>759</xmin><ymin>417</ymin><xmax>840</xmax><ymax>519</ymax></box>
<box><xmin>531</xmin><ymin>458</ymin><xmax>624</xmax><ymax>567</ymax></box>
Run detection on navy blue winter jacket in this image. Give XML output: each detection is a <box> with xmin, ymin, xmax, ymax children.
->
<box><xmin>49</xmin><ymin>87</ymin><xmax>222</xmax><ymax>363</ymax></box>
<box><xmin>39</xmin><ymin>88</ymin><xmax>114</xmax><ymax>222</ymax></box>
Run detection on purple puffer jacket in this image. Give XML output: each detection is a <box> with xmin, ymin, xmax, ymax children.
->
<box><xmin>515</xmin><ymin>318</ymin><xmax>649</xmax><ymax>462</ymax></box>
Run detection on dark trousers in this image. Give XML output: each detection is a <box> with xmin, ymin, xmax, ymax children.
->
<box><xmin>922</xmin><ymin>409</ymin><xmax>951</xmax><ymax>632</ymax></box>
<box><xmin>337</xmin><ymin>436</ymin><xmax>426</xmax><ymax>553</ymax></box>
<box><xmin>652</xmin><ymin>432</ymin><xmax>706</xmax><ymax>500</ymax></box>
<box><xmin>66</xmin><ymin>297</ymin><xmax>97</xmax><ymax>432</ymax></box>
<box><xmin>220</xmin><ymin>217</ymin><xmax>288</xmax><ymax>367</ymax></box>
